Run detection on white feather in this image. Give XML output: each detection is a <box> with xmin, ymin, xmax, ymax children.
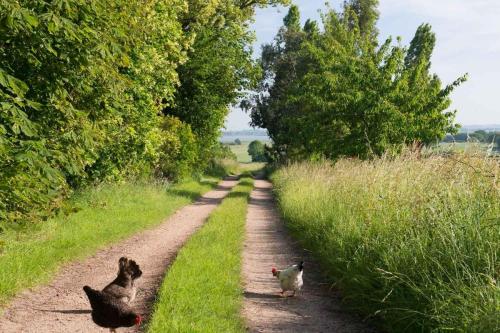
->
<box><xmin>277</xmin><ymin>264</ymin><xmax>303</xmax><ymax>292</ymax></box>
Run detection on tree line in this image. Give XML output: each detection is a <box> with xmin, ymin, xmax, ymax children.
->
<box><xmin>443</xmin><ymin>130</ymin><xmax>500</xmax><ymax>147</ymax></box>
<box><xmin>0</xmin><ymin>0</ymin><xmax>289</xmax><ymax>225</ymax></box>
<box><xmin>245</xmin><ymin>1</ymin><xmax>467</xmax><ymax>162</ymax></box>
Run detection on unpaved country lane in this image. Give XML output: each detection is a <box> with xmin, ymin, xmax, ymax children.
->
<box><xmin>242</xmin><ymin>178</ymin><xmax>374</xmax><ymax>333</ymax></box>
<box><xmin>0</xmin><ymin>177</ymin><xmax>239</xmax><ymax>333</ymax></box>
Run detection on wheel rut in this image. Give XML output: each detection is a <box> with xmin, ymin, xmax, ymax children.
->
<box><xmin>0</xmin><ymin>177</ymin><xmax>239</xmax><ymax>333</ymax></box>
<box><xmin>242</xmin><ymin>178</ymin><xmax>374</xmax><ymax>333</ymax></box>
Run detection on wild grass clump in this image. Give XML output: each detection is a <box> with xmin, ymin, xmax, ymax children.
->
<box><xmin>272</xmin><ymin>153</ymin><xmax>499</xmax><ymax>332</ymax></box>
<box><xmin>147</xmin><ymin>178</ymin><xmax>254</xmax><ymax>333</ymax></box>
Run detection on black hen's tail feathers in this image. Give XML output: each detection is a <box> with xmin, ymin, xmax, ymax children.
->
<box><xmin>83</xmin><ymin>285</ymin><xmax>103</xmax><ymax>309</ymax></box>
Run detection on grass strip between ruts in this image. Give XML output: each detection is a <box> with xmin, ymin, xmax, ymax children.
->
<box><xmin>147</xmin><ymin>177</ymin><xmax>254</xmax><ymax>333</ymax></box>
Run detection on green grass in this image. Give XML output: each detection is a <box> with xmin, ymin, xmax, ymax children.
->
<box><xmin>147</xmin><ymin>177</ymin><xmax>254</xmax><ymax>333</ymax></box>
<box><xmin>229</xmin><ymin>142</ymin><xmax>252</xmax><ymax>163</ymax></box>
<box><xmin>272</xmin><ymin>153</ymin><xmax>499</xmax><ymax>332</ymax></box>
<box><xmin>0</xmin><ymin>177</ymin><xmax>218</xmax><ymax>308</ymax></box>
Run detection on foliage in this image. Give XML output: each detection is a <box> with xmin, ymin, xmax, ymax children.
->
<box><xmin>247</xmin><ymin>140</ymin><xmax>267</xmax><ymax>162</ymax></box>
<box><xmin>247</xmin><ymin>3</ymin><xmax>466</xmax><ymax>161</ymax></box>
<box><xmin>0</xmin><ymin>177</ymin><xmax>218</xmax><ymax>306</ymax></box>
<box><xmin>205</xmin><ymin>143</ymin><xmax>239</xmax><ymax>177</ymax></box>
<box><xmin>0</xmin><ymin>0</ymin><xmax>188</xmax><ymax>224</ymax></box>
<box><xmin>272</xmin><ymin>154</ymin><xmax>499</xmax><ymax>332</ymax></box>
<box><xmin>165</xmin><ymin>0</ymin><xmax>290</xmax><ymax>171</ymax></box>
<box><xmin>147</xmin><ymin>178</ymin><xmax>254</xmax><ymax>333</ymax></box>
<box><xmin>0</xmin><ymin>0</ymin><xmax>288</xmax><ymax>225</ymax></box>
<box><xmin>156</xmin><ymin>116</ymin><xmax>197</xmax><ymax>181</ymax></box>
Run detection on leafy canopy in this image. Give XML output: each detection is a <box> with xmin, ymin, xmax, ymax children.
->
<box><xmin>247</xmin><ymin>2</ymin><xmax>466</xmax><ymax>161</ymax></box>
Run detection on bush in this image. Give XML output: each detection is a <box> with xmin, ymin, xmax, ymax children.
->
<box><xmin>0</xmin><ymin>0</ymin><xmax>188</xmax><ymax>224</ymax></box>
<box><xmin>204</xmin><ymin>143</ymin><xmax>238</xmax><ymax>178</ymax></box>
<box><xmin>156</xmin><ymin>116</ymin><xmax>197</xmax><ymax>181</ymax></box>
<box><xmin>247</xmin><ymin>140</ymin><xmax>267</xmax><ymax>162</ymax></box>
<box><xmin>272</xmin><ymin>153</ymin><xmax>499</xmax><ymax>332</ymax></box>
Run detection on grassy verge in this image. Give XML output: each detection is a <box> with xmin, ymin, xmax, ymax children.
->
<box><xmin>147</xmin><ymin>177</ymin><xmax>254</xmax><ymax>333</ymax></box>
<box><xmin>272</xmin><ymin>153</ymin><xmax>499</xmax><ymax>332</ymax></box>
<box><xmin>0</xmin><ymin>177</ymin><xmax>218</xmax><ymax>307</ymax></box>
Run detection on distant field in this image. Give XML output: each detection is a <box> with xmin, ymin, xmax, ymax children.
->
<box><xmin>229</xmin><ymin>142</ymin><xmax>252</xmax><ymax>163</ymax></box>
<box><xmin>436</xmin><ymin>142</ymin><xmax>499</xmax><ymax>156</ymax></box>
<box><xmin>226</xmin><ymin>138</ymin><xmax>271</xmax><ymax>164</ymax></box>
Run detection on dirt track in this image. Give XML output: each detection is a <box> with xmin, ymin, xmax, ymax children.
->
<box><xmin>0</xmin><ymin>178</ymin><xmax>239</xmax><ymax>333</ymax></box>
<box><xmin>242</xmin><ymin>179</ymin><xmax>374</xmax><ymax>333</ymax></box>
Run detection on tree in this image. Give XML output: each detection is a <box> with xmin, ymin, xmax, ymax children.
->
<box><xmin>248</xmin><ymin>140</ymin><xmax>267</xmax><ymax>162</ymax></box>
<box><xmin>246</xmin><ymin>5</ymin><xmax>466</xmax><ymax>161</ymax></box>
<box><xmin>165</xmin><ymin>0</ymin><xmax>290</xmax><ymax>171</ymax></box>
<box><xmin>345</xmin><ymin>0</ymin><xmax>380</xmax><ymax>41</ymax></box>
<box><xmin>0</xmin><ymin>0</ymin><xmax>289</xmax><ymax>225</ymax></box>
<box><xmin>470</xmin><ymin>130</ymin><xmax>487</xmax><ymax>142</ymax></box>
<box><xmin>234</xmin><ymin>138</ymin><xmax>242</xmax><ymax>145</ymax></box>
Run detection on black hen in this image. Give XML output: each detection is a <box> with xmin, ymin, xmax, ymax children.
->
<box><xmin>102</xmin><ymin>257</ymin><xmax>142</xmax><ymax>304</ymax></box>
<box><xmin>83</xmin><ymin>285</ymin><xmax>142</xmax><ymax>333</ymax></box>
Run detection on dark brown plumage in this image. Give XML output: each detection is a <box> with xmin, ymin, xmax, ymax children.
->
<box><xmin>83</xmin><ymin>285</ymin><xmax>141</xmax><ymax>332</ymax></box>
<box><xmin>102</xmin><ymin>257</ymin><xmax>142</xmax><ymax>304</ymax></box>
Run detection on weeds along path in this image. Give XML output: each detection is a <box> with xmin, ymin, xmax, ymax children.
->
<box><xmin>242</xmin><ymin>179</ymin><xmax>374</xmax><ymax>333</ymax></box>
<box><xmin>0</xmin><ymin>177</ymin><xmax>239</xmax><ymax>333</ymax></box>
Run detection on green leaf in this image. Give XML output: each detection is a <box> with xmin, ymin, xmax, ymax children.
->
<box><xmin>7</xmin><ymin>76</ymin><xmax>29</xmax><ymax>96</ymax></box>
<box><xmin>21</xmin><ymin>10</ymin><xmax>39</xmax><ymax>28</ymax></box>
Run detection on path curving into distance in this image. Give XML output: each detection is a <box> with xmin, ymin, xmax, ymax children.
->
<box><xmin>242</xmin><ymin>178</ymin><xmax>374</xmax><ymax>333</ymax></box>
<box><xmin>0</xmin><ymin>177</ymin><xmax>239</xmax><ymax>333</ymax></box>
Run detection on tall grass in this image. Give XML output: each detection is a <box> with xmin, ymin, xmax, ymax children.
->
<box><xmin>272</xmin><ymin>153</ymin><xmax>499</xmax><ymax>332</ymax></box>
<box><xmin>0</xmin><ymin>178</ymin><xmax>218</xmax><ymax>307</ymax></box>
<box><xmin>147</xmin><ymin>178</ymin><xmax>254</xmax><ymax>333</ymax></box>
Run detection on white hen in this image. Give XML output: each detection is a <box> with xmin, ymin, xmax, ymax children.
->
<box><xmin>272</xmin><ymin>261</ymin><xmax>304</xmax><ymax>297</ymax></box>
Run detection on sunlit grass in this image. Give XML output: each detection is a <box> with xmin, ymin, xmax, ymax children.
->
<box><xmin>229</xmin><ymin>142</ymin><xmax>252</xmax><ymax>163</ymax></box>
<box><xmin>0</xmin><ymin>177</ymin><xmax>218</xmax><ymax>307</ymax></box>
<box><xmin>147</xmin><ymin>178</ymin><xmax>254</xmax><ymax>333</ymax></box>
<box><xmin>272</xmin><ymin>152</ymin><xmax>499</xmax><ymax>332</ymax></box>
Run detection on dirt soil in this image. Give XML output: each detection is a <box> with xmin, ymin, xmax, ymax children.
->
<box><xmin>0</xmin><ymin>178</ymin><xmax>239</xmax><ymax>333</ymax></box>
<box><xmin>242</xmin><ymin>179</ymin><xmax>374</xmax><ymax>333</ymax></box>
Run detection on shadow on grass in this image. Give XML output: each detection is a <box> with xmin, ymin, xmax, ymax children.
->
<box><xmin>169</xmin><ymin>184</ymin><xmax>235</xmax><ymax>201</ymax></box>
<box><xmin>225</xmin><ymin>191</ymin><xmax>252</xmax><ymax>199</ymax></box>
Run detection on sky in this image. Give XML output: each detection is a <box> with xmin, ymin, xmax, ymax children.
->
<box><xmin>225</xmin><ymin>0</ymin><xmax>500</xmax><ymax>130</ymax></box>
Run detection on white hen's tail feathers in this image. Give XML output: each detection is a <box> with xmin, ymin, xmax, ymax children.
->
<box><xmin>273</xmin><ymin>261</ymin><xmax>304</xmax><ymax>293</ymax></box>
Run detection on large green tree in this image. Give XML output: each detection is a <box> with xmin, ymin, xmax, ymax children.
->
<box><xmin>0</xmin><ymin>0</ymin><xmax>288</xmax><ymax>225</ymax></box>
<box><xmin>248</xmin><ymin>4</ymin><xmax>466</xmax><ymax>161</ymax></box>
<box><xmin>166</xmin><ymin>0</ymin><xmax>290</xmax><ymax>171</ymax></box>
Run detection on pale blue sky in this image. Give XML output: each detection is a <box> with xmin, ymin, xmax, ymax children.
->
<box><xmin>225</xmin><ymin>0</ymin><xmax>500</xmax><ymax>130</ymax></box>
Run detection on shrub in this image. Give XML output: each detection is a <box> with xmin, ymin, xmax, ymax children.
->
<box><xmin>247</xmin><ymin>140</ymin><xmax>267</xmax><ymax>162</ymax></box>
<box><xmin>156</xmin><ymin>116</ymin><xmax>197</xmax><ymax>181</ymax></box>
